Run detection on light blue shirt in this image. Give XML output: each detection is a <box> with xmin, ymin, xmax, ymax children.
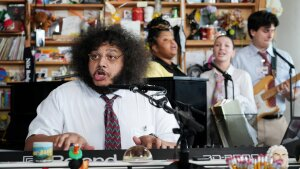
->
<box><xmin>232</xmin><ymin>43</ymin><xmax>300</xmax><ymax>114</ymax></box>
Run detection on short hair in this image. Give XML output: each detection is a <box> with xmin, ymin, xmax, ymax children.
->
<box><xmin>247</xmin><ymin>10</ymin><xmax>279</xmax><ymax>39</ymax></box>
<box><xmin>146</xmin><ymin>15</ymin><xmax>172</xmax><ymax>48</ymax></box>
<box><xmin>71</xmin><ymin>24</ymin><xmax>150</xmax><ymax>90</ymax></box>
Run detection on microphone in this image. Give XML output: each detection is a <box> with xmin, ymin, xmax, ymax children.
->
<box><xmin>108</xmin><ymin>84</ymin><xmax>166</xmax><ymax>92</ymax></box>
<box><xmin>210</xmin><ymin>62</ymin><xmax>232</xmax><ymax>81</ymax></box>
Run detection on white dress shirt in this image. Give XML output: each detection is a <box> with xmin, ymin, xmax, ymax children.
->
<box><xmin>200</xmin><ymin>65</ymin><xmax>257</xmax><ymax>145</ymax></box>
<box><xmin>27</xmin><ymin>80</ymin><xmax>179</xmax><ymax>150</ymax></box>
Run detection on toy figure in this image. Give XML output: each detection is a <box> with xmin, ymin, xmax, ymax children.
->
<box><xmin>267</xmin><ymin>145</ymin><xmax>289</xmax><ymax>169</ymax></box>
<box><xmin>0</xmin><ymin>9</ymin><xmax>14</xmax><ymax>31</ymax></box>
<box><xmin>186</xmin><ymin>9</ymin><xmax>200</xmax><ymax>40</ymax></box>
<box><xmin>68</xmin><ymin>144</ymin><xmax>89</xmax><ymax>169</ymax></box>
<box><xmin>33</xmin><ymin>10</ymin><xmax>56</xmax><ymax>33</ymax></box>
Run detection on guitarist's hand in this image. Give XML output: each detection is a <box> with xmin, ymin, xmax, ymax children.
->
<box><xmin>277</xmin><ymin>81</ymin><xmax>300</xmax><ymax>101</ymax></box>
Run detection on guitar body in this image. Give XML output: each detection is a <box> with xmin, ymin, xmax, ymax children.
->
<box><xmin>254</xmin><ymin>75</ymin><xmax>279</xmax><ymax>120</ymax></box>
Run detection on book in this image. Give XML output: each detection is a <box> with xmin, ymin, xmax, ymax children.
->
<box><xmin>211</xmin><ymin>99</ymin><xmax>258</xmax><ymax>147</ymax></box>
<box><xmin>7</xmin><ymin>4</ymin><xmax>25</xmax><ymax>32</ymax></box>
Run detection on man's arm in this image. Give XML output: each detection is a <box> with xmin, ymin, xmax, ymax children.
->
<box><xmin>25</xmin><ymin>133</ymin><xmax>94</xmax><ymax>151</ymax></box>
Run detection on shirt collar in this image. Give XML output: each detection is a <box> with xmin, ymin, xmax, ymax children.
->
<box><xmin>212</xmin><ymin>64</ymin><xmax>234</xmax><ymax>76</ymax></box>
<box><xmin>82</xmin><ymin>80</ymin><xmax>126</xmax><ymax>99</ymax></box>
<box><xmin>107</xmin><ymin>89</ymin><xmax>126</xmax><ymax>99</ymax></box>
<box><xmin>249</xmin><ymin>43</ymin><xmax>274</xmax><ymax>57</ymax></box>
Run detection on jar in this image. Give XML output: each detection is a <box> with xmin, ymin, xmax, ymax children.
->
<box><xmin>132</xmin><ymin>7</ymin><xmax>144</xmax><ymax>22</ymax></box>
<box><xmin>207</xmin><ymin>26</ymin><xmax>215</xmax><ymax>40</ymax></box>
<box><xmin>144</xmin><ymin>6</ymin><xmax>154</xmax><ymax>22</ymax></box>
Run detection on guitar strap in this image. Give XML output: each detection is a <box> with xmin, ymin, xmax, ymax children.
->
<box><xmin>271</xmin><ymin>47</ymin><xmax>277</xmax><ymax>77</ymax></box>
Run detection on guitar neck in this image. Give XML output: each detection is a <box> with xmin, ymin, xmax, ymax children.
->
<box><xmin>262</xmin><ymin>74</ymin><xmax>300</xmax><ymax>100</ymax></box>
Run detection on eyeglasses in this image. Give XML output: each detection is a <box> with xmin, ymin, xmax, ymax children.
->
<box><xmin>88</xmin><ymin>50</ymin><xmax>123</xmax><ymax>62</ymax></box>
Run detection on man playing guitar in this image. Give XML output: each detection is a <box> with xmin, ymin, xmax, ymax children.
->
<box><xmin>232</xmin><ymin>10</ymin><xmax>300</xmax><ymax>146</ymax></box>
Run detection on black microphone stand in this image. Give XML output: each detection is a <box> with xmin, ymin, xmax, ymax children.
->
<box><xmin>273</xmin><ymin>48</ymin><xmax>295</xmax><ymax>118</ymax></box>
<box><xmin>133</xmin><ymin>89</ymin><xmax>204</xmax><ymax>169</ymax></box>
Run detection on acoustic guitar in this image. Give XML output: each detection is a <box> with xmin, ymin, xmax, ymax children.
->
<box><xmin>253</xmin><ymin>73</ymin><xmax>300</xmax><ymax>120</ymax></box>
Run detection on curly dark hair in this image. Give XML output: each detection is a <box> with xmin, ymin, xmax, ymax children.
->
<box><xmin>146</xmin><ymin>15</ymin><xmax>172</xmax><ymax>48</ymax></box>
<box><xmin>71</xmin><ymin>24</ymin><xmax>150</xmax><ymax>92</ymax></box>
<box><xmin>247</xmin><ymin>10</ymin><xmax>279</xmax><ymax>39</ymax></box>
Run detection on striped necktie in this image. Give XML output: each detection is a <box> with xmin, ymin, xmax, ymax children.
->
<box><xmin>258</xmin><ymin>51</ymin><xmax>276</xmax><ymax>106</ymax></box>
<box><xmin>101</xmin><ymin>95</ymin><xmax>121</xmax><ymax>150</ymax></box>
<box><xmin>211</xmin><ymin>73</ymin><xmax>224</xmax><ymax>105</ymax></box>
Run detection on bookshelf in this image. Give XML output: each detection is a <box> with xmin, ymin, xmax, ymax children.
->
<box><xmin>0</xmin><ymin>0</ymin><xmax>27</xmax><ymax>82</ymax></box>
<box><xmin>183</xmin><ymin>0</ymin><xmax>263</xmax><ymax>73</ymax></box>
<box><xmin>0</xmin><ymin>0</ymin><xmax>266</xmax><ymax>81</ymax></box>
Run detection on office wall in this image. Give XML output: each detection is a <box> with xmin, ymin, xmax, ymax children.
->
<box><xmin>276</xmin><ymin>1</ymin><xmax>300</xmax><ymax>117</ymax></box>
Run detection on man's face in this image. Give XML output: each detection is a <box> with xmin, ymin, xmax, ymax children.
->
<box><xmin>250</xmin><ymin>24</ymin><xmax>276</xmax><ymax>50</ymax></box>
<box><xmin>272</xmin><ymin>148</ymin><xmax>289</xmax><ymax>168</ymax></box>
<box><xmin>88</xmin><ymin>44</ymin><xmax>124</xmax><ymax>87</ymax></box>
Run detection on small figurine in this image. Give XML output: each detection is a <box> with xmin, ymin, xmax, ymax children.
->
<box><xmin>267</xmin><ymin>145</ymin><xmax>289</xmax><ymax>169</ymax></box>
<box><xmin>186</xmin><ymin>9</ymin><xmax>200</xmax><ymax>40</ymax></box>
<box><xmin>68</xmin><ymin>144</ymin><xmax>89</xmax><ymax>169</ymax></box>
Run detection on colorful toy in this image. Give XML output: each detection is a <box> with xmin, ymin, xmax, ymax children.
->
<box><xmin>68</xmin><ymin>144</ymin><xmax>89</xmax><ymax>169</ymax></box>
<box><xmin>0</xmin><ymin>9</ymin><xmax>14</xmax><ymax>31</ymax></box>
<box><xmin>33</xmin><ymin>10</ymin><xmax>56</xmax><ymax>33</ymax></box>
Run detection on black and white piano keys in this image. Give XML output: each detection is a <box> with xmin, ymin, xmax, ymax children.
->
<box><xmin>0</xmin><ymin>148</ymin><xmax>300</xmax><ymax>168</ymax></box>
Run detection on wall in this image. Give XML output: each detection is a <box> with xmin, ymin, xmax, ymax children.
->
<box><xmin>276</xmin><ymin>0</ymin><xmax>300</xmax><ymax>117</ymax></box>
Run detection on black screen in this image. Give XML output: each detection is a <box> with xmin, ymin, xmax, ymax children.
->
<box><xmin>146</xmin><ymin>76</ymin><xmax>208</xmax><ymax>147</ymax></box>
<box><xmin>3</xmin><ymin>81</ymin><xmax>66</xmax><ymax>150</ymax></box>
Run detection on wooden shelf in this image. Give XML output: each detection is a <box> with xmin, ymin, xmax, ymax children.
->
<box><xmin>186</xmin><ymin>39</ymin><xmax>250</xmax><ymax>47</ymax></box>
<box><xmin>31</xmin><ymin>40</ymin><xmax>75</xmax><ymax>46</ymax></box>
<box><xmin>0</xmin><ymin>0</ymin><xmax>25</xmax><ymax>4</ymax></box>
<box><xmin>0</xmin><ymin>60</ymin><xmax>70</xmax><ymax>65</ymax></box>
<box><xmin>109</xmin><ymin>1</ymin><xmax>180</xmax><ymax>7</ymax></box>
<box><xmin>0</xmin><ymin>61</ymin><xmax>24</xmax><ymax>65</ymax></box>
<box><xmin>185</xmin><ymin>2</ymin><xmax>255</xmax><ymax>8</ymax></box>
<box><xmin>0</xmin><ymin>32</ymin><xmax>25</xmax><ymax>36</ymax></box>
<box><xmin>36</xmin><ymin>61</ymin><xmax>70</xmax><ymax>66</ymax></box>
<box><xmin>0</xmin><ymin>108</ymin><xmax>10</xmax><ymax>111</ymax></box>
<box><xmin>31</xmin><ymin>3</ymin><xmax>104</xmax><ymax>9</ymax></box>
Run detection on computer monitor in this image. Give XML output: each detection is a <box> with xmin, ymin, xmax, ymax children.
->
<box><xmin>146</xmin><ymin>76</ymin><xmax>208</xmax><ymax>147</ymax></box>
<box><xmin>3</xmin><ymin>81</ymin><xmax>66</xmax><ymax>150</ymax></box>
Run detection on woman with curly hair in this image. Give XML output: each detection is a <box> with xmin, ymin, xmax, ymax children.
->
<box><xmin>145</xmin><ymin>16</ymin><xmax>186</xmax><ymax>77</ymax></box>
<box><xmin>25</xmin><ymin>24</ymin><xmax>179</xmax><ymax>151</ymax></box>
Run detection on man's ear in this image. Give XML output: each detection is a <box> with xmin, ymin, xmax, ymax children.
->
<box><xmin>250</xmin><ymin>29</ymin><xmax>256</xmax><ymax>38</ymax></box>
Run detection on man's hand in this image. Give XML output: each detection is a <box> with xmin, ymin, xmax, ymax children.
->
<box><xmin>277</xmin><ymin>82</ymin><xmax>300</xmax><ymax>101</ymax></box>
<box><xmin>133</xmin><ymin>135</ymin><xmax>177</xmax><ymax>149</ymax></box>
<box><xmin>54</xmin><ymin>132</ymin><xmax>94</xmax><ymax>151</ymax></box>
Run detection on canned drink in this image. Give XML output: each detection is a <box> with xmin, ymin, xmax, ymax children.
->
<box><xmin>132</xmin><ymin>7</ymin><xmax>144</xmax><ymax>22</ymax></box>
<box><xmin>171</xmin><ymin>7</ymin><xmax>178</xmax><ymax>18</ymax></box>
<box><xmin>33</xmin><ymin>142</ymin><xmax>53</xmax><ymax>163</ymax></box>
